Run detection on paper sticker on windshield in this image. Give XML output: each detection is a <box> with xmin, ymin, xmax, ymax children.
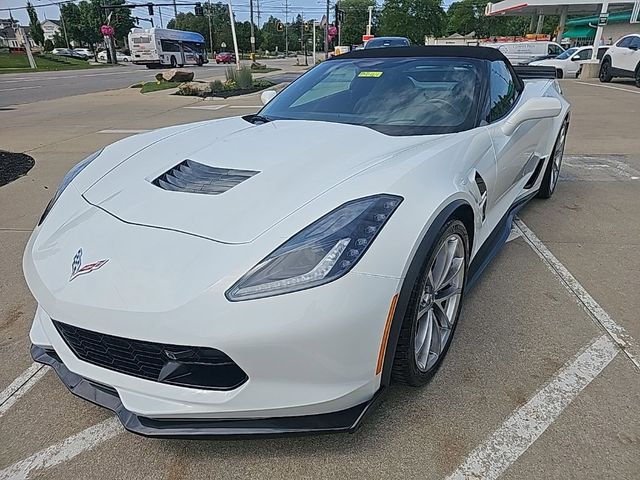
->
<box><xmin>358</xmin><ymin>71</ymin><xmax>383</xmax><ymax>78</ymax></box>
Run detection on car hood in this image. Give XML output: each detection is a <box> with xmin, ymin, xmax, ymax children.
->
<box><xmin>83</xmin><ymin>117</ymin><xmax>434</xmax><ymax>244</ymax></box>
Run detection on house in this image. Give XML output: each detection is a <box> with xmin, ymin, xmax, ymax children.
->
<box><xmin>0</xmin><ymin>23</ymin><xmax>36</xmax><ymax>49</ymax></box>
<box><xmin>42</xmin><ymin>19</ymin><xmax>61</xmax><ymax>42</ymax></box>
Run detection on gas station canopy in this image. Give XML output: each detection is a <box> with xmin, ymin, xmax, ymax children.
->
<box><xmin>485</xmin><ymin>0</ymin><xmax>639</xmax><ymax>17</ymax></box>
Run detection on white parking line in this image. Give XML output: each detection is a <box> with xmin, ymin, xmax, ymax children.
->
<box><xmin>0</xmin><ymin>417</ymin><xmax>123</xmax><ymax>480</ymax></box>
<box><xmin>97</xmin><ymin>129</ymin><xmax>151</xmax><ymax>134</ymax></box>
<box><xmin>446</xmin><ymin>334</ymin><xmax>618</xmax><ymax>480</ymax></box>
<box><xmin>0</xmin><ymin>363</ymin><xmax>48</xmax><ymax>417</ymax></box>
<box><xmin>184</xmin><ymin>104</ymin><xmax>227</xmax><ymax>110</ymax></box>
<box><xmin>515</xmin><ymin>218</ymin><xmax>640</xmax><ymax>370</ymax></box>
<box><xmin>575</xmin><ymin>81</ymin><xmax>640</xmax><ymax>95</ymax></box>
<box><xmin>0</xmin><ymin>86</ymin><xmax>41</xmax><ymax>92</ymax></box>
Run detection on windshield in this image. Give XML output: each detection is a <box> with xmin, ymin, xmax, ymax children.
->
<box><xmin>365</xmin><ymin>38</ymin><xmax>410</xmax><ymax>49</ymax></box>
<box><xmin>258</xmin><ymin>57</ymin><xmax>484</xmax><ymax>136</ymax></box>
<box><xmin>556</xmin><ymin>47</ymin><xmax>578</xmax><ymax>60</ymax></box>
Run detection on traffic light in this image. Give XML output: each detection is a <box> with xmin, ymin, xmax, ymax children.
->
<box><xmin>147</xmin><ymin>2</ymin><xmax>153</xmax><ymax>16</ymax></box>
<box><xmin>276</xmin><ymin>22</ymin><xmax>284</xmax><ymax>32</ymax></box>
<box><xmin>194</xmin><ymin>2</ymin><xmax>204</xmax><ymax>16</ymax></box>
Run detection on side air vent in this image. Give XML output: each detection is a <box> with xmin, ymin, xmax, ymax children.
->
<box><xmin>474</xmin><ymin>172</ymin><xmax>488</xmax><ymax>222</ymax></box>
<box><xmin>153</xmin><ymin>159</ymin><xmax>259</xmax><ymax>195</ymax></box>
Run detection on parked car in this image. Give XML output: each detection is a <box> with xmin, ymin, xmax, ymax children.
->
<box><xmin>484</xmin><ymin>41</ymin><xmax>565</xmax><ymax>65</ymax></box>
<box><xmin>599</xmin><ymin>34</ymin><xmax>640</xmax><ymax>87</ymax></box>
<box><xmin>530</xmin><ymin>45</ymin><xmax>609</xmax><ymax>78</ymax></box>
<box><xmin>215</xmin><ymin>52</ymin><xmax>236</xmax><ymax>64</ymax></box>
<box><xmin>51</xmin><ymin>48</ymin><xmax>88</xmax><ymax>60</ymax></box>
<box><xmin>364</xmin><ymin>36</ymin><xmax>410</xmax><ymax>49</ymax></box>
<box><xmin>27</xmin><ymin>46</ymin><xmax>570</xmax><ymax>437</ymax></box>
<box><xmin>73</xmin><ymin>48</ymin><xmax>93</xmax><ymax>58</ymax></box>
<box><xmin>97</xmin><ymin>50</ymin><xmax>132</xmax><ymax>63</ymax></box>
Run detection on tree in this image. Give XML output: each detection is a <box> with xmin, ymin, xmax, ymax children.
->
<box><xmin>259</xmin><ymin>16</ymin><xmax>285</xmax><ymax>52</ymax></box>
<box><xmin>378</xmin><ymin>0</ymin><xmax>446</xmax><ymax>43</ymax></box>
<box><xmin>60</xmin><ymin>0</ymin><xmax>134</xmax><ymax>49</ymax></box>
<box><xmin>26</xmin><ymin>2</ymin><xmax>45</xmax><ymax>46</ymax></box>
<box><xmin>340</xmin><ymin>0</ymin><xmax>376</xmax><ymax>45</ymax></box>
<box><xmin>44</xmin><ymin>39</ymin><xmax>54</xmax><ymax>51</ymax></box>
<box><xmin>445</xmin><ymin>0</ymin><xmax>557</xmax><ymax>38</ymax></box>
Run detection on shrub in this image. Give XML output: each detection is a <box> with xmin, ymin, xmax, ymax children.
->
<box><xmin>210</xmin><ymin>79</ymin><xmax>224</xmax><ymax>92</ymax></box>
<box><xmin>225</xmin><ymin>65</ymin><xmax>253</xmax><ymax>90</ymax></box>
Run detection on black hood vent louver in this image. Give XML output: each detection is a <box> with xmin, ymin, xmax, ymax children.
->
<box><xmin>153</xmin><ymin>159</ymin><xmax>259</xmax><ymax>195</ymax></box>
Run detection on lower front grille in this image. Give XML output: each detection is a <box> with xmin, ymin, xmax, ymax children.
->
<box><xmin>53</xmin><ymin>320</ymin><xmax>247</xmax><ymax>390</ymax></box>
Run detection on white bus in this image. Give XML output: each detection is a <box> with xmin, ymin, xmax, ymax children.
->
<box><xmin>128</xmin><ymin>28</ymin><xmax>208</xmax><ymax>69</ymax></box>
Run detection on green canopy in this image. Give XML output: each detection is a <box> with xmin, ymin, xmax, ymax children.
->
<box><xmin>562</xmin><ymin>26</ymin><xmax>596</xmax><ymax>39</ymax></box>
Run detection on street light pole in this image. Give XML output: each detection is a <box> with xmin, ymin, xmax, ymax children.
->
<box><xmin>285</xmin><ymin>0</ymin><xmax>289</xmax><ymax>57</ymax></box>
<box><xmin>207</xmin><ymin>1</ymin><xmax>213</xmax><ymax>58</ymax></box>
<box><xmin>227</xmin><ymin>0</ymin><xmax>241</xmax><ymax>70</ymax></box>
<box><xmin>249</xmin><ymin>0</ymin><xmax>255</xmax><ymax>60</ymax></box>
<box><xmin>367</xmin><ymin>6</ymin><xmax>373</xmax><ymax>36</ymax></box>
<box><xmin>312</xmin><ymin>20</ymin><xmax>316</xmax><ymax>65</ymax></box>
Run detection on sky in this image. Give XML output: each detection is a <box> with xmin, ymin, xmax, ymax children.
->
<box><xmin>2</xmin><ymin>0</ymin><xmax>456</xmax><ymax>28</ymax></box>
<box><xmin>2</xmin><ymin>0</ymin><xmax>342</xmax><ymax>27</ymax></box>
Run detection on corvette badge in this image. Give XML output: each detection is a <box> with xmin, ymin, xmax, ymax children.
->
<box><xmin>70</xmin><ymin>249</ymin><xmax>109</xmax><ymax>281</ymax></box>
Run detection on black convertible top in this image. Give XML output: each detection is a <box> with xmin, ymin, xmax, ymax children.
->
<box><xmin>331</xmin><ymin>46</ymin><xmax>508</xmax><ymax>62</ymax></box>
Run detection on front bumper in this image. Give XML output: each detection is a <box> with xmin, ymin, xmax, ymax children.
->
<box><xmin>32</xmin><ymin>344</ymin><xmax>384</xmax><ymax>438</ymax></box>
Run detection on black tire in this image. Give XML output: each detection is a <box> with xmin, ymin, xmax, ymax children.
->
<box><xmin>575</xmin><ymin>66</ymin><xmax>582</xmax><ymax>78</ymax></box>
<box><xmin>170</xmin><ymin>56</ymin><xmax>177</xmax><ymax>68</ymax></box>
<box><xmin>599</xmin><ymin>59</ymin><xmax>612</xmax><ymax>83</ymax></box>
<box><xmin>556</xmin><ymin>68</ymin><xmax>563</xmax><ymax>79</ymax></box>
<box><xmin>537</xmin><ymin>117</ymin><xmax>569</xmax><ymax>199</ymax></box>
<box><xmin>635</xmin><ymin>65</ymin><xmax>640</xmax><ymax>88</ymax></box>
<box><xmin>391</xmin><ymin>219</ymin><xmax>469</xmax><ymax>386</ymax></box>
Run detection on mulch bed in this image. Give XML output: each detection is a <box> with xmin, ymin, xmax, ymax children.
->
<box><xmin>0</xmin><ymin>151</ymin><xmax>35</xmax><ymax>187</ymax></box>
<box><xmin>207</xmin><ymin>86</ymin><xmax>267</xmax><ymax>98</ymax></box>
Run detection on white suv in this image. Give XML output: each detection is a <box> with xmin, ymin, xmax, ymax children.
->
<box><xmin>599</xmin><ymin>34</ymin><xmax>640</xmax><ymax>87</ymax></box>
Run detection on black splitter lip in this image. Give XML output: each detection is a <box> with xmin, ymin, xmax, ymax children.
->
<box><xmin>31</xmin><ymin>344</ymin><xmax>384</xmax><ymax>439</ymax></box>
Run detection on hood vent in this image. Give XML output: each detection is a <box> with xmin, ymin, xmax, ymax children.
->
<box><xmin>152</xmin><ymin>159</ymin><xmax>259</xmax><ymax>195</ymax></box>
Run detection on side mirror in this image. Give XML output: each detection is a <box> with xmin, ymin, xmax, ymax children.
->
<box><xmin>502</xmin><ymin>97</ymin><xmax>562</xmax><ymax>136</ymax></box>
<box><xmin>571</xmin><ymin>55</ymin><xmax>581</xmax><ymax>61</ymax></box>
<box><xmin>261</xmin><ymin>90</ymin><xmax>277</xmax><ymax>105</ymax></box>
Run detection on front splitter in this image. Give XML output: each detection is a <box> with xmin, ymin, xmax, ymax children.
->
<box><xmin>31</xmin><ymin>344</ymin><xmax>384</xmax><ymax>439</ymax></box>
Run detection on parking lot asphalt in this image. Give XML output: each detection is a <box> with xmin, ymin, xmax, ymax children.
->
<box><xmin>0</xmin><ymin>79</ymin><xmax>639</xmax><ymax>479</ymax></box>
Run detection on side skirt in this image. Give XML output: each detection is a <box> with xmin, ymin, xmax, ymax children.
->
<box><xmin>466</xmin><ymin>190</ymin><xmax>538</xmax><ymax>290</ymax></box>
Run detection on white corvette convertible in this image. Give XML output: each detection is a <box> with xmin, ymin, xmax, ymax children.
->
<box><xmin>25</xmin><ymin>47</ymin><xmax>570</xmax><ymax>437</ymax></box>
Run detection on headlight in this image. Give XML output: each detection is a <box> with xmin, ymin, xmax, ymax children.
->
<box><xmin>226</xmin><ymin>194</ymin><xmax>403</xmax><ymax>301</ymax></box>
<box><xmin>38</xmin><ymin>149</ymin><xmax>103</xmax><ymax>226</ymax></box>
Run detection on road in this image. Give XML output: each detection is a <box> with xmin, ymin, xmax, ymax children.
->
<box><xmin>0</xmin><ymin>58</ymin><xmax>299</xmax><ymax>108</ymax></box>
<box><xmin>0</xmin><ymin>80</ymin><xmax>639</xmax><ymax>479</ymax></box>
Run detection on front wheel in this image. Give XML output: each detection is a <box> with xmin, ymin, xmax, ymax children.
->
<box><xmin>538</xmin><ymin>117</ymin><xmax>569</xmax><ymax>199</ymax></box>
<box><xmin>599</xmin><ymin>60</ymin><xmax>612</xmax><ymax>83</ymax></box>
<box><xmin>170</xmin><ymin>56</ymin><xmax>177</xmax><ymax>68</ymax></box>
<box><xmin>392</xmin><ymin>219</ymin><xmax>468</xmax><ymax>386</ymax></box>
<box><xmin>556</xmin><ymin>68</ymin><xmax>564</xmax><ymax>79</ymax></box>
<box><xmin>635</xmin><ymin>65</ymin><xmax>640</xmax><ymax>88</ymax></box>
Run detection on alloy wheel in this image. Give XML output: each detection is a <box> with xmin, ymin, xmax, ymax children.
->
<box><xmin>414</xmin><ymin>234</ymin><xmax>465</xmax><ymax>372</ymax></box>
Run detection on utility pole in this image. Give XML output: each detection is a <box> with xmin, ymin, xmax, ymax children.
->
<box><xmin>207</xmin><ymin>0</ymin><xmax>214</xmax><ymax>58</ymax></box>
<box><xmin>284</xmin><ymin>0</ymin><xmax>289</xmax><ymax>57</ymax></box>
<box><xmin>367</xmin><ymin>6</ymin><xmax>373</xmax><ymax>36</ymax></box>
<box><xmin>159</xmin><ymin>6</ymin><xmax>164</xmax><ymax>27</ymax></box>
<box><xmin>18</xmin><ymin>27</ymin><xmax>37</xmax><ymax>69</ymax></box>
<box><xmin>249</xmin><ymin>0</ymin><xmax>255</xmax><ymax>60</ymax></box>
<box><xmin>227</xmin><ymin>0</ymin><xmax>241</xmax><ymax>70</ymax></box>
<box><xmin>312</xmin><ymin>20</ymin><xmax>316</xmax><ymax>65</ymax></box>
<box><xmin>172</xmin><ymin>0</ymin><xmax>178</xmax><ymax>17</ymax></box>
<box><xmin>59</xmin><ymin>5</ymin><xmax>70</xmax><ymax>48</ymax></box>
<box><xmin>324</xmin><ymin>0</ymin><xmax>329</xmax><ymax>59</ymax></box>
<box><xmin>301</xmin><ymin>11</ymin><xmax>307</xmax><ymax>66</ymax></box>
<box><xmin>256</xmin><ymin>0</ymin><xmax>261</xmax><ymax>29</ymax></box>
